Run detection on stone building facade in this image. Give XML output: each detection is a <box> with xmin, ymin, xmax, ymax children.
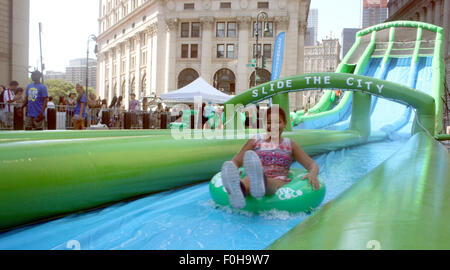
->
<box><xmin>96</xmin><ymin>0</ymin><xmax>311</xmax><ymax>110</ymax></box>
<box><xmin>387</xmin><ymin>0</ymin><xmax>450</xmax><ymax>85</ymax></box>
<box><xmin>0</xmin><ymin>0</ymin><xmax>29</xmax><ymax>87</ymax></box>
<box><xmin>303</xmin><ymin>38</ymin><xmax>340</xmax><ymax>108</ymax></box>
<box><xmin>387</xmin><ymin>0</ymin><xmax>450</xmax><ymax>131</ymax></box>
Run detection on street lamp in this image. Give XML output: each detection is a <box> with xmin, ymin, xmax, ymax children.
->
<box><xmin>254</xmin><ymin>11</ymin><xmax>270</xmax><ymax>87</ymax></box>
<box><xmin>86</xmin><ymin>34</ymin><xmax>98</xmax><ymax>104</ymax></box>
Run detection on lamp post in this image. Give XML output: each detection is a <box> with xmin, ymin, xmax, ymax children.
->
<box><xmin>86</xmin><ymin>34</ymin><xmax>98</xmax><ymax>104</ymax></box>
<box><xmin>254</xmin><ymin>11</ymin><xmax>269</xmax><ymax>87</ymax></box>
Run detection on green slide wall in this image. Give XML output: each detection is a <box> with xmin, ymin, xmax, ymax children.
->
<box><xmin>268</xmin><ymin>132</ymin><xmax>450</xmax><ymax>250</ymax></box>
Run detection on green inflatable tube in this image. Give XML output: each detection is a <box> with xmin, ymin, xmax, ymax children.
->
<box><xmin>209</xmin><ymin>168</ymin><xmax>326</xmax><ymax>213</ymax></box>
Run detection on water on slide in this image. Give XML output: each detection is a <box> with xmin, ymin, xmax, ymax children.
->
<box><xmin>0</xmin><ymin>138</ymin><xmax>408</xmax><ymax>250</ymax></box>
<box><xmin>0</xmin><ymin>56</ymin><xmax>434</xmax><ymax>250</ymax></box>
<box><xmin>320</xmin><ymin>57</ymin><xmax>384</xmax><ymax>131</ymax></box>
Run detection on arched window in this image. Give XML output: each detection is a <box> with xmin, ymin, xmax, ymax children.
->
<box><xmin>130</xmin><ymin>77</ymin><xmax>136</xmax><ymax>95</ymax></box>
<box><xmin>113</xmin><ymin>81</ymin><xmax>117</xmax><ymax>96</ymax></box>
<box><xmin>178</xmin><ymin>68</ymin><xmax>199</xmax><ymax>89</ymax></box>
<box><xmin>213</xmin><ymin>68</ymin><xmax>236</xmax><ymax>95</ymax></box>
<box><xmin>121</xmin><ymin>81</ymin><xmax>126</xmax><ymax>98</ymax></box>
<box><xmin>249</xmin><ymin>69</ymin><xmax>271</xmax><ymax>88</ymax></box>
<box><xmin>141</xmin><ymin>74</ymin><xmax>147</xmax><ymax>98</ymax></box>
<box><xmin>105</xmin><ymin>82</ymin><xmax>110</xmax><ymax>101</ymax></box>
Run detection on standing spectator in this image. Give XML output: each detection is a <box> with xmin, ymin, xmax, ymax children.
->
<box><xmin>14</xmin><ymin>87</ymin><xmax>24</xmax><ymax>105</ymax></box>
<box><xmin>45</xmin><ymin>96</ymin><xmax>56</xmax><ymax>122</ymax></box>
<box><xmin>47</xmin><ymin>96</ymin><xmax>55</xmax><ymax>109</ymax></box>
<box><xmin>21</xmin><ymin>71</ymin><xmax>48</xmax><ymax>131</ymax></box>
<box><xmin>129</xmin><ymin>93</ymin><xmax>140</xmax><ymax>128</ymax></box>
<box><xmin>67</xmin><ymin>92</ymin><xmax>76</xmax><ymax>117</ymax></box>
<box><xmin>129</xmin><ymin>93</ymin><xmax>140</xmax><ymax>112</ymax></box>
<box><xmin>73</xmin><ymin>84</ymin><xmax>87</xmax><ymax>130</ymax></box>
<box><xmin>87</xmin><ymin>93</ymin><xmax>98</xmax><ymax>108</ymax></box>
<box><xmin>0</xmin><ymin>85</ymin><xmax>7</xmax><ymax>110</ymax></box>
<box><xmin>98</xmin><ymin>99</ymin><xmax>108</xmax><ymax>124</ymax></box>
<box><xmin>58</xmin><ymin>96</ymin><xmax>67</xmax><ymax>112</ymax></box>
<box><xmin>1</xmin><ymin>81</ymin><xmax>19</xmax><ymax>128</ymax></box>
<box><xmin>114</xmin><ymin>96</ymin><xmax>124</xmax><ymax>128</ymax></box>
<box><xmin>156</xmin><ymin>103</ymin><xmax>163</xmax><ymax>128</ymax></box>
<box><xmin>116</xmin><ymin>96</ymin><xmax>124</xmax><ymax>109</ymax></box>
<box><xmin>109</xmin><ymin>96</ymin><xmax>117</xmax><ymax>109</ymax></box>
<box><xmin>96</xmin><ymin>96</ymin><xmax>102</xmax><ymax>107</ymax></box>
<box><xmin>201</xmin><ymin>103</ymin><xmax>208</xmax><ymax>128</ymax></box>
<box><xmin>142</xmin><ymin>97</ymin><xmax>149</xmax><ymax>112</ymax></box>
<box><xmin>108</xmin><ymin>96</ymin><xmax>117</xmax><ymax>127</ymax></box>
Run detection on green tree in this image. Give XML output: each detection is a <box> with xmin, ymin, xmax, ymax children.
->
<box><xmin>45</xmin><ymin>80</ymin><xmax>76</xmax><ymax>102</ymax></box>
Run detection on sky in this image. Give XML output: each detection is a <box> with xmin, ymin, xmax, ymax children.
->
<box><xmin>29</xmin><ymin>0</ymin><xmax>362</xmax><ymax>73</ymax></box>
<box><xmin>29</xmin><ymin>0</ymin><xmax>99</xmax><ymax>73</ymax></box>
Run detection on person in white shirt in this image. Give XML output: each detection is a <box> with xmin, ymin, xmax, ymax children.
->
<box><xmin>45</xmin><ymin>96</ymin><xmax>56</xmax><ymax>121</ymax></box>
<box><xmin>1</xmin><ymin>81</ymin><xmax>19</xmax><ymax>128</ymax></box>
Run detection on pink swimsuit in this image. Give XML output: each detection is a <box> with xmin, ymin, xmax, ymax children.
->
<box><xmin>253</xmin><ymin>134</ymin><xmax>293</xmax><ymax>182</ymax></box>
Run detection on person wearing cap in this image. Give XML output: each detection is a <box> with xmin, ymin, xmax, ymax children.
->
<box><xmin>21</xmin><ymin>71</ymin><xmax>48</xmax><ymax>130</ymax></box>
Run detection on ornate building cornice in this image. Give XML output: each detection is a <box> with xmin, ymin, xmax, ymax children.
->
<box><xmin>298</xmin><ymin>21</ymin><xmax>307</xmax><ymax>34</ymax></box>
<box><xmin>200</xmin><ymin>16</ymin><xmax>215</xmax><ymax>30</ymax></box>
<box><xmin>165</xmin><ymin>18</ymin><xmax>178</xmax><ymax>32</ymax></box>
<box><xmin>146</xmin><ymin>22</ymin><xmax>158</xmax><ymax>36</ymax></box>
<box><xmin>274</xmin><ymin>16</ymin><xmax>290</xmax><ymax>28</ymax></box>
<box><xmin>237</xmin><ymin>16</ymin><xmax>252</xmax><ymax>27</ymax></box>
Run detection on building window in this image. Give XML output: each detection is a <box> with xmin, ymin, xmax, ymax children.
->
<box><xmin>130</xmin><ymin>39</ymin><xmax>135</xmax><ymax>52</ymax></box>
<box><xmin>253</xmin><ymin>21</ymin><xmax>274</xmax><ymax>38</ymax></box>
<box><xmin>217</xmin><ymin>21</ymin><xmax>237</xmax><ymax>38</ymax></box>
<box><xmin>253</xmin><ymin>44</ymin><xmax>262</xmax><ymax>58</ymax></box>
<box><xmin>216</xmin><ymin>22</ymin><xmax>226</xmax><ymax>38</ymax></box>
<box><xmin>227</xmin><ymin>44</ymin><xmax>235</xmax><ymax>58</ymax></box>
<box><xmin>178</xmin><ymin>68</ymin><xmax>199</xmax><ymax>89</ymax></box>
<box><xmin>217</xmin><ymin>44</ymin><xmax>225</xmax><ymax>58</ymax></box>
<box><xmin>191</xmin><ymin>22</ymin><xmax>200</xmax><ymax>37</ymax></box>
<box><xmin>249</xmin><ymin>69</ymin><xmax>271</xmax><ymax>88</ymax></box>
<box><xmin>131</xmin><ymin>56</ymin><xmax>136</xmax><ymax>69</ymax></box>
<box><xmin>181</xmin><ymin>22</ymin><xmax>200</xmax><ymax>38</ymax></box>
<box><xmin>264</xmin><ymin>22</ymin><xmax>273</xmax><ymax>37</ymax></box>
<box><xmin>257</xmin><ymin>2</ymin><xmax>269</xmax><ymax>9</ymax></box>
<box><xmin>184</xmin><ymin>3</ymin><xmax>195</xmax><ymax>10</ymax></box>
<box><xmin>191</xmin><ymin>44</ymin><xmax>198</xmax><ymax>58</ymax></box>
<box><xmin>220</xmin><ymin>2</ymin><xmax>231</xmax><ymax>9</ymax></box>
<box><xmin>227</xmin><ymin>22</ymin><xmax>236</xmax><ymax>38</ymax></box>
<box><xmin>181</xmin><ymin>44</ymin><xmax>189</xmax><ymax>58</ymax></box>
<box><xmin>181</xmin><ymin>44</ymin><xmax>198</xmax><ymax>58</ymax></box>
<box><xmin>213</xmin><ymin>68</ymin><xmax>236</xmax><ymax>95</ymax></box>
<box><xmin>142</xmin><ymin>51</ymin><xmax>147</xmax><ymax>65</ymax></box>
<box><xmin>263</xmin><ymin>44</ymin><xmax>272</xmax><ymax>58</ymax></box>
<box><xmin>181</xmin><ymin>22</ymin><xmax>190</xmax><ymax>37</ymax></box>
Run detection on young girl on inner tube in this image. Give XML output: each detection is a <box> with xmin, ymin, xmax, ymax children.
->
<box><xmin>221</xmin><ymin>106</ymin><xmax>320</xmax><ymax>209</ymax></box>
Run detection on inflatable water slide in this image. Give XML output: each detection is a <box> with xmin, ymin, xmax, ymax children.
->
<box><xmin>0</xmin><ymin>21</ymin><xmax>448</xmax><ymax>250</ymax></box>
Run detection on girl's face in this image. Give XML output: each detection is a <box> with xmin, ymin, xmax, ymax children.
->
<box><xmin>266</xmin><ymin>113</ymin><xmax>286</xmax><ymax>136</ymax></box>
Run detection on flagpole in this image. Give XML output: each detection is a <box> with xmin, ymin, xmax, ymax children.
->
<box><xmin>39</xmin><ymin>22</ymin><xmax>44</xmax><ymax>83</ymax></box>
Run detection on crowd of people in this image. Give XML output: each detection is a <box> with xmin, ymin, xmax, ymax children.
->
<box><xmin>1</xmin><ymin>72</ymin><xmax>220</xmax><ymax>130</ymax></box>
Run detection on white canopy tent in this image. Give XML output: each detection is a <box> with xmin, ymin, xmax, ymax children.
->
<box><xmin>161</xmin><ymin>77</ymin><xmax>231</xmax><ymax>104</ymax></box>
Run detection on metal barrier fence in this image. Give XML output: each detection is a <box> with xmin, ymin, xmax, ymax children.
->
<box><xmin>0</xmin><ymin>103</ymin><xmax>182</xmax><ymax>130</ymax></box>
